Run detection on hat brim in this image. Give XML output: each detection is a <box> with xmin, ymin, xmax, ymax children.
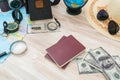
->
<box><xmin>85</xmin><ymin>0</ymin><xmax>120</xmax><ymax>41</ymax></box>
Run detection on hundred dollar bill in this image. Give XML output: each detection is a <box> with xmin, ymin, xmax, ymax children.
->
<box><xmin>88</xmin><ymin>47</ymin><xmax>120</xmax><ymax>80</ymax></box>
<box><xmin>84</xmin><ymin>53</ymin><xmax>102</xmax><ymax>71</ymax></box>
<box><xmin>84</xmin><ymin>53</ymin><xmax>120</xmax><ymax>70</ymax></box>
<box><xmin>112</xmin><ymin>55</ymin><xmax>120</xmax><ymax>67</ymax></box>
<box><xmin>76</xmin><ymin>57</ymin><xmax>99</xmax><ymax>74</ymax></box>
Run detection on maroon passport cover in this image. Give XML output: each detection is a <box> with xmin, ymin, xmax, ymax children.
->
<box><xmin>46</xmin><ymin>35</ymin><xmax>86</xmax><ymax>67</ymax></box>
<box><xmin>45</xmin><ymin>54</ymin><xmax>68</xmax><ymax>69</ymax></box>
<box><xmin>45</xmin><ymin>36</ymin><xmax>68</xmax><ymax>68</ymax></box>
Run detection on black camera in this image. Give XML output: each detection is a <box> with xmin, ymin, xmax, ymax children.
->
<box><xmin>0</xmin><ymin>0</ymin><xmax>24</xmax><ymax>12</ymax></box>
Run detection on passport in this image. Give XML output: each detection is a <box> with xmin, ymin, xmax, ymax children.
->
<box><xmin>45</xmin><ymin>54</ymin><xmax>68</xmax><ymax>69</ymax></box>
<box><xmin>46</xmin><ymin>35</ymin><xmax>86</xmax><ymax>67</ymax></box>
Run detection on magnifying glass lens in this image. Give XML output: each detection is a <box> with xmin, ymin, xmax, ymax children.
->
<box><xmin>49</xmin><ymin>23</ymin><xmax>57</xmax><ymax>29</ymax></box>
<box><xmin>47</xmin><ymin>22</ymin><xmax>58</xmax><ymax>31</ymax></box>
<box><xmin>10</xmin><ymin>41</ymin><xmax>27</xmax><ymax>55</ymax></box>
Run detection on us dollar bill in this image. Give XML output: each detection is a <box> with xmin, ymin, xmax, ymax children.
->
<box><xmin>112</xmin><ymin>55</ymin><xmax>120</xmax><ymax>67</ymax></box>
<box><xmin>76</xmin><ymin>54</ymin><xmax>120</xmax><ymax>74</ymax></box>
<box><xmin>76</xmin><ymin>57</ymin><xmax>99</xmax><ymax>74</ymax></box>
<box><xmin>84</xmin><ymin>53</ymin><xmax>120</xmax><ymax>70</ymax></box>
<box><xmin>84</xmin><ymin>53</ymin><xmax>102</xmax><ymax>71</ymax></box>
<box><xmin>88</xmin><ymin>47</ymin><xmax>120</xmax><ymax>80</ymax></box>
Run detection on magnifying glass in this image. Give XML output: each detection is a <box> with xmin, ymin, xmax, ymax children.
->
<box><xmin>47</xmin><ymin>18</ymin><xmax>61</xmax><ymax>31</ymax></box>
<box><xmin>0</xmin><ymin>40</ymin><xmax>27</xmax><ymax>57</ymax></box>
<box><xmin>9</xmin><ymin>40</ymin><xmax>27</xmax><ymax>55</ymax></box>
<box><xmin>47</xmin><ymin>22</ymin><xmax>59</xmax><ymax>31</ymax></box>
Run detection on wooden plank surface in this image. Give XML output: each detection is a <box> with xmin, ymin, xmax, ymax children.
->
<box><xmin>0</xmin><ymin>0</ymin><xmax>120</xmax><ymax>80</ymax></box>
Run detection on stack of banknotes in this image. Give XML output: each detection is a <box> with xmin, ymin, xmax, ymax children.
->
<box><xmin>76</xmin><ymin>47</ymin><xmax>120</xmax><ymax>80</ymax></box>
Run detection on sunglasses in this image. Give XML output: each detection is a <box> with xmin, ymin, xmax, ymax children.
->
<box><xmin>97</xmin><ymin>9</ymin><xmax>119</xmax><ymax>35</ymax></box>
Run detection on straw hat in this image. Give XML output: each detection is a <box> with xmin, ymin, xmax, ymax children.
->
<box><xmin>85</xmin><ymin>0</ymin><xmax>120</xmax><ymax>41</ymax></box>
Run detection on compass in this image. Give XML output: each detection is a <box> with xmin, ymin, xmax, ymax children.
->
<box><xmin>2</xmin><ymin>9</ymin><xmax>23</xmax><ymax>35</ymax></box>
<box><xmin>3</xmin><ymin>21</ymin><xmax>19</xmax><ymax>34</ymax></box>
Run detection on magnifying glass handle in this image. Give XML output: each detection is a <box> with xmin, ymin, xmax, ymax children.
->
<box><xmin>54</xmin><ymin>18</ymin><xmax>61</xmax><ymax>27</ymax></box>
<box><xmin>0</xmin><ymin>52</ymin><xmax>7</xmax><ymax>57</ymax></box>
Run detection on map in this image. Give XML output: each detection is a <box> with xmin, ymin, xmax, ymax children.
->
<box><xmin>0</xmin><ymin>7</ymin><xmax>27</xmax><ymax>63</ymax></box>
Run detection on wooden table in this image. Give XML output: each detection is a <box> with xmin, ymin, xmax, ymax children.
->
<box><xmin>0</xmin><ymin>0</ymin><xmax>120</xmax><ymax>80</ymax></box>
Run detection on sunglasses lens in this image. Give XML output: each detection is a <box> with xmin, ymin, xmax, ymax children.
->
<box><xmin>108</xmin><ymin>20</ymin><xmax>119</xmax><ymax>35</ymax></box>
<box><xmin>97</xmin><ymin>9</ymin><xmax>109</xmax><ymax>21</ymax></box>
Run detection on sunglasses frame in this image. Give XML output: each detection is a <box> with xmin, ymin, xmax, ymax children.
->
<box><xmin>97</xmin><ymin>9</ymin><xmax>120</xmax><ymax>35</ymax></box>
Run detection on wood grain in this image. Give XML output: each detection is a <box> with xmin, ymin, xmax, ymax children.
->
<box><xmin>0</xmin><ymin>0</ymin><xmax>120</xmax><ymax>80</ymax></box>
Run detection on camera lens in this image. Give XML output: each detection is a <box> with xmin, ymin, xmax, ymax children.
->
<box><xmin>8</xmin><ymin>0</ymin><xmax>22</xmax><ymax>9</ymax></box>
